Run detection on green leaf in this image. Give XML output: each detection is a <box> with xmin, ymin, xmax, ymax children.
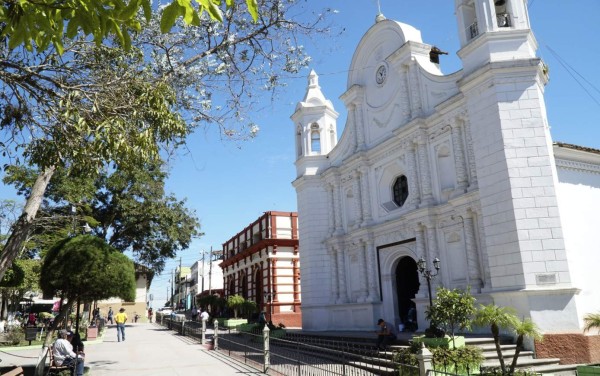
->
<box><xmin>120</xmin><ymin>0</ymin><xmax>141</xmax><ymax>21</ymax></box>
<box><xmin>160</xmin><ymin>2</ymin><xmax>183</xmax><ymax>33</ymax></box>
<box><xmin>246</xmin><ymin>0</ymin><xmax>258</xmax><ymax>22</ymax></box>
<box><xmin>206</xmin><ymin>1</ymin><xmax>223</xmax><ymax>22</ymax></box>
<box><xmin>66</xmin><ymin>17</ymin><xmax>80</xmax><ymax>39</ymax></box>
<box><xmin>141</xmin><ymin>0</ymin><xmax>152</xmax><ymax>20</ymax></box>
<box><xmin>53</xmin><ymin>39</ymin><xmax>64</xmax><ymax>55</ymax></box>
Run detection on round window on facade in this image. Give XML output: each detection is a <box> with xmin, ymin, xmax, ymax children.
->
<box><xmin>392</xmin><ymin>175</ymin><xmax>409</xmax><ymax>207</ymax></box>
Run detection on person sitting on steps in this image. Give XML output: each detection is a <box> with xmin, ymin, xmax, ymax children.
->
<box><xmin>375</xmin><ymin>318</ymin><xmax>396</xmax><ymax>351</ymax></box>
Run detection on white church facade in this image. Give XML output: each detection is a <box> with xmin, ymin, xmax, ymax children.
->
<box><xmin>292</xmin><ymin>0</ymin><xmax>600</xmax><ymax>363</ymax></box>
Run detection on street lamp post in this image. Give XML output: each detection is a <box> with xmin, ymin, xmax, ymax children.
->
<box><xmin>264</xmin><ymin>291</ymin><xmax>275</xmax><ymax>323</ymax></box>
<box><xmin>417</xmin><ymin>257</ymin><xmax>441</xmax><ymax>330</ymax></box>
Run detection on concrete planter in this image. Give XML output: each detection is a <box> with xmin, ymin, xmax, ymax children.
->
<box><xmin>86</xmin><ymin>327</ymin><xmax>98</xmax><ymax>341</ymax></box>
<box><xmin>577</xmin><ymin>365</ymin><xmax>600</xmax><ymax>376</ymax></box>
<box><xmin>412</xmin><ymin>335</ymin><xmax>465</xmax><ymax>349</ymax></box>
<box><xmin>222</xmin><ymin>318</ymin><xmax>248</xmax><ymax>328</ymax></box>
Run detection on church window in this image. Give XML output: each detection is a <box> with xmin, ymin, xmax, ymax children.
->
<box><xmin>392</xmin><ymin>175</ymin><xmax>409</xmax><ymax>207</ymax></box>
<box><xmin>310</xmin><ymin>123</ymin><xmax>321</xmax><ymax>153</ymax></box>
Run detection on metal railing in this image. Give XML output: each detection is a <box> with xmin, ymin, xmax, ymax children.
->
<box><xmin>156</xmin><ymin>317</ymin><xmax>449</xmax><ymax>376</ymax></box>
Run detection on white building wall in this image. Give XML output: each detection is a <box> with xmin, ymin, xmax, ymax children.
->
<box><xmin>556</xmin><ymin>161</ymin><xmax>600</xmax><ymax>326</ymax></box>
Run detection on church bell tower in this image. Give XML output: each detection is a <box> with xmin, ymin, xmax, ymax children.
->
<box><xmin>291</xmin><ymin>70</ymin><xmax>338</xmax><ymax>178</ymax></box>
<box><xmin>456</xmin><ymin>0</ymin><xmax>536</xmax><ymax>74</ymax></box>
<box><xmin>456</xmin><ymin>0</ymin><xmax>577</xmax><ymax>331</ymax></box>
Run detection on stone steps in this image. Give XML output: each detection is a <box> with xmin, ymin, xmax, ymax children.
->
<box><xmin>465</xmin><ymin>336</ymin><xmax>577</xmax><ymax>375</ymax></box>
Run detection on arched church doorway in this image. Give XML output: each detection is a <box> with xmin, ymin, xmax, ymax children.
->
<box><xmin>395</xmin><ymin>256</ymin><xmax>419</xmax><ymax>330</ymax></box>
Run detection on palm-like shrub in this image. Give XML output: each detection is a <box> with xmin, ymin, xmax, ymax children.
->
<box><xmin>473</xmin><ymin>304</ymin><xmax>517</xmax><ymax>373</ymax></box>
<box><xmin>474</xmin><ymin>304</ymin><xmax>542</xmax><ymax>375</ymax></box>
<box><xmin>584</xmin><ymin>313</ymin><xmax>600</xmax><ymax>333</ymax></box>
<box><xmin>509</xmin><ymin>318</ymin><xmax>542</xmax><ymax>374</ymax></box>
<box><xmin>227</xmin><ymin>295</ymin><xmax>246</xmax><ymax>318</ymax></box>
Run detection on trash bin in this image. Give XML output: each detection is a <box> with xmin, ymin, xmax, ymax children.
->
<box><xmin>25</xmin><ymin>327</ymin><xmax>37</xmax><ymax>345</ymax></box>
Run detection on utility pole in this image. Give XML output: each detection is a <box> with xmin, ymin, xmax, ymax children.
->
<box><xmin>171</xmin><ymin>269</ymin><xmax>175</xmax><ymax>309</ymax></box>
<box><xmin>208</xmin><ymin>246</ymin><xmax>213</xmax><ymax>295</ymax></box>
<box><xmin>167</xmin><ymin>281</ymin><xmax>170</xmax><ymax>306</ymax></box>
<box><xmin>201</xmin><ymin>250</ymin><xmax>205</xmax><ymax>294</ymax></box>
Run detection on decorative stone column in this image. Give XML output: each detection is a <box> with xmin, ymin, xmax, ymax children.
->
<box><xmin>353</xmin><ymin>171</ymin><xmax>364</xmax><ymax>226</ymax></box>
<box><xmin>464</xmin><ymin>209</ymin><xmax>483</xmax><ymax>290</ymax></box>
<box><xmin>451</xmin><ymin>120</ymin><xmax>468</xmax><ymax>192</ymax></box>
<box><xmin>417</xmin><ymin>135</ymin><xmax>434</xmax><ymax>205</ymax></box>
<box><xmin>333</xmin><ymin>176</ymin><xmax>343</xmax><ymax>235</ymax></box>
<box><xmin>359</xmin><ymin>167</ymin><xmax>373</xmax><ymax>226</ymax></box>
<box><xmin>336</xmin><ymin>246</ymin><xmax>348</xmax><ymax>303</ymax></box>
<box><xmin>406</xmin><ymin>141</ymin><xmax>421</xmax><ymax>208</ymax></box>
<box><xmin>365</xmin><ymin>234</ymin><xmax>378</xmax><ymax>302</ymax></box>
<box><xmin>328</xmin><ymin>246</ymin><xmax>340</xmax><ymax>302</ymax></box>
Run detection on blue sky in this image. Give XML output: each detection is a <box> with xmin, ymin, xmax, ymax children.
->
<box><xmin>1</xmin><ymin>1</ymin><xmax>599</xmax><ymax>308</ymax></box>
<box><xmin>148</xmin><ymin>0</ymin><xmax>600</xmax><ymax>307</ymax></box>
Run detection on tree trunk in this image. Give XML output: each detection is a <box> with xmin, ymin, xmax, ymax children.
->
<box><xmin>0</xmin><ymin>166</ymin><xmax>55</xmax><ymax>282</ymax></box>
<box><xmin>491</xmin><ymin>323</ymin><xmax>506</xmax><ymax>373</ymax></box>
<box><xmin>509</xmin><ymin>335</ymin><xmax>524</xmax><ymax>375</ymax></box>
<box><xmin>34</xmin><ymin>297</ymin><xmax>70</xmax><ymax>376</ymax></box>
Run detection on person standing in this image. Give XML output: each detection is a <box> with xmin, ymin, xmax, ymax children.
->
<box><xmin>147</xmin><ymin>308</ymin><xmax>153</xmax><ymax>323</ymax></box>
<box><xmin>115</xmin><ymin>308</ymin><xmax>128</xmax><ymax>342</ymax></box>
<box><xmin>107</xmin><ymin>307</ymin><xmax>114</xmax><ymax>325</ymax></box>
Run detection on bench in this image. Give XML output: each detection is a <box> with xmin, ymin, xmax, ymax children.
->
<box><xmin>46</xmin><ymin>346</ymin><xmax>75</xmax><ymax>376</ymax></box>
<box><xmin>4</xmin><ymin>366</ymin><xmax>24</xmax><ymax>376</ymax></box>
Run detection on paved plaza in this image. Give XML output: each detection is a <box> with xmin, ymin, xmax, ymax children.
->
<box><xmin>0</xmin><ymin>323</ymin><xmax>265</xmax><ymax>375</ymax></box>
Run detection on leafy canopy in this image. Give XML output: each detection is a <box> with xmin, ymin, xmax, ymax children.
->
<box><xmin>40</xmin><ymin>235</ymin><xmax>136</xmax><ymax>302</ymax></box>
<box><xmin>0</xmin><ymin>0</ymin><xmax>259</xmax><ymax>53</ymax></box>
<box><xmin>426</xmin><ymin>287</ymin><xmax>476</xmax><ymax>339</ymax></box>
<box><xmin>4</xmin><ymin>161</ymin><xmax>200</xmax><ymax>273</ymax></box>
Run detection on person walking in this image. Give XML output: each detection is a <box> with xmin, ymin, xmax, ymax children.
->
<box><xmin>200</xmin><ymin>308</ymin><xmax>209</xmax><ymax>323</ymax></box>
<box><xmin>107</xmin><ymin>307</ymin><xmax>114</xmax><ymax>325</ymax></box>
<box><xmin>115</xmin><ymin>308</ymin><xmax>128</xmax><ymax>342</ymax></box>
<box><xmin>147</xmin><ymin>308</ymin><xmax>153</xmax><ymax>323</ymax></box>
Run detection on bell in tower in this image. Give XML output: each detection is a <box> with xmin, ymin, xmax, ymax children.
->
<box><xmin>455</xmin><ymin>0</ymin><xmax>536</xmax><ymax>75</ymax></box>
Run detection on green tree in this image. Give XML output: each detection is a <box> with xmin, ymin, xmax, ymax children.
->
<box><xmin>41</xmin><ymin>235</ymin><xmax>135</xmax><ymax>305</ymax></box>
<box><xmin>37</xmin><ymin>234</ymin><xmax>135</xmax><ymax>375</ymax></box>
<box><xmin>198</xmin><ymin>294</ymin><xmax>226</xmax><ymax>317</ymax></box>
<box><xmin>0</xmin><ymin>0</ymin><xmax>259</xmax><ymax>52</ymax></box>
<box><xmin>0</xmin><ymin>1</ymin><xmax>334</xmax><ymax>282</ymax></box>
<box><xmin>240</xmin><ymin>300</ymin><xmax>257</xmax><ymax>319</ymax></box>
<box><xmin>426</xmin><ymin>287</ymin><xmax>476</xmax><ymax>346</ymax></box>
<box><xmin>226</xmin><ymin>295</ymin><xmax>245</xmax><ymax>318</ymax></box>
<box><xmin>0</xmin><ymin>259</ymin><xmax>41</xmax><ymax>319</ymax></box>
<box><xmin>40</xmin><ymin>235</ymin><xmax>135</xmax><ymax>341</ymax></box>
<box><xmin>5</xmin><ymin>161</ymin><xmax>200</xmax><ymax>272</ymax></box>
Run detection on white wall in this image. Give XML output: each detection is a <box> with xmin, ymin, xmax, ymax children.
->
<box><xmin>556</xmin><ymin>168</ymin><xmax>600</xmax><ymax>324</ymax></box>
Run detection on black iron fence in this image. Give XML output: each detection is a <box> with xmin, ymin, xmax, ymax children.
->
<box><xmin>155</xmin><ymin>315</ymin><xmax>448</xmax><ymax>376</ymax></box>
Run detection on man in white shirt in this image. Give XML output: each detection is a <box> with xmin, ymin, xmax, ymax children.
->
<box><xmin>53</xmin><ymin>330</ymin><xmax>84</xmax><ymax>376</ymax></box>
<box><xmin>200</xmin><ymin>308</ymin><xmax>209</xmax><ymax>322</ymax></box>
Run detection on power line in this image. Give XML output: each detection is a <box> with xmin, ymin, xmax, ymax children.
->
<box><xmin>545</xmin><ymin>45</ymin><xmax>600</xmax><ymax>108</ymax></box>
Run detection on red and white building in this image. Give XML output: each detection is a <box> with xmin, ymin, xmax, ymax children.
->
<box><xmin>221</xmin><ymin>211</ymin><xmax>301</xmax><ymax>328</ymax></box>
